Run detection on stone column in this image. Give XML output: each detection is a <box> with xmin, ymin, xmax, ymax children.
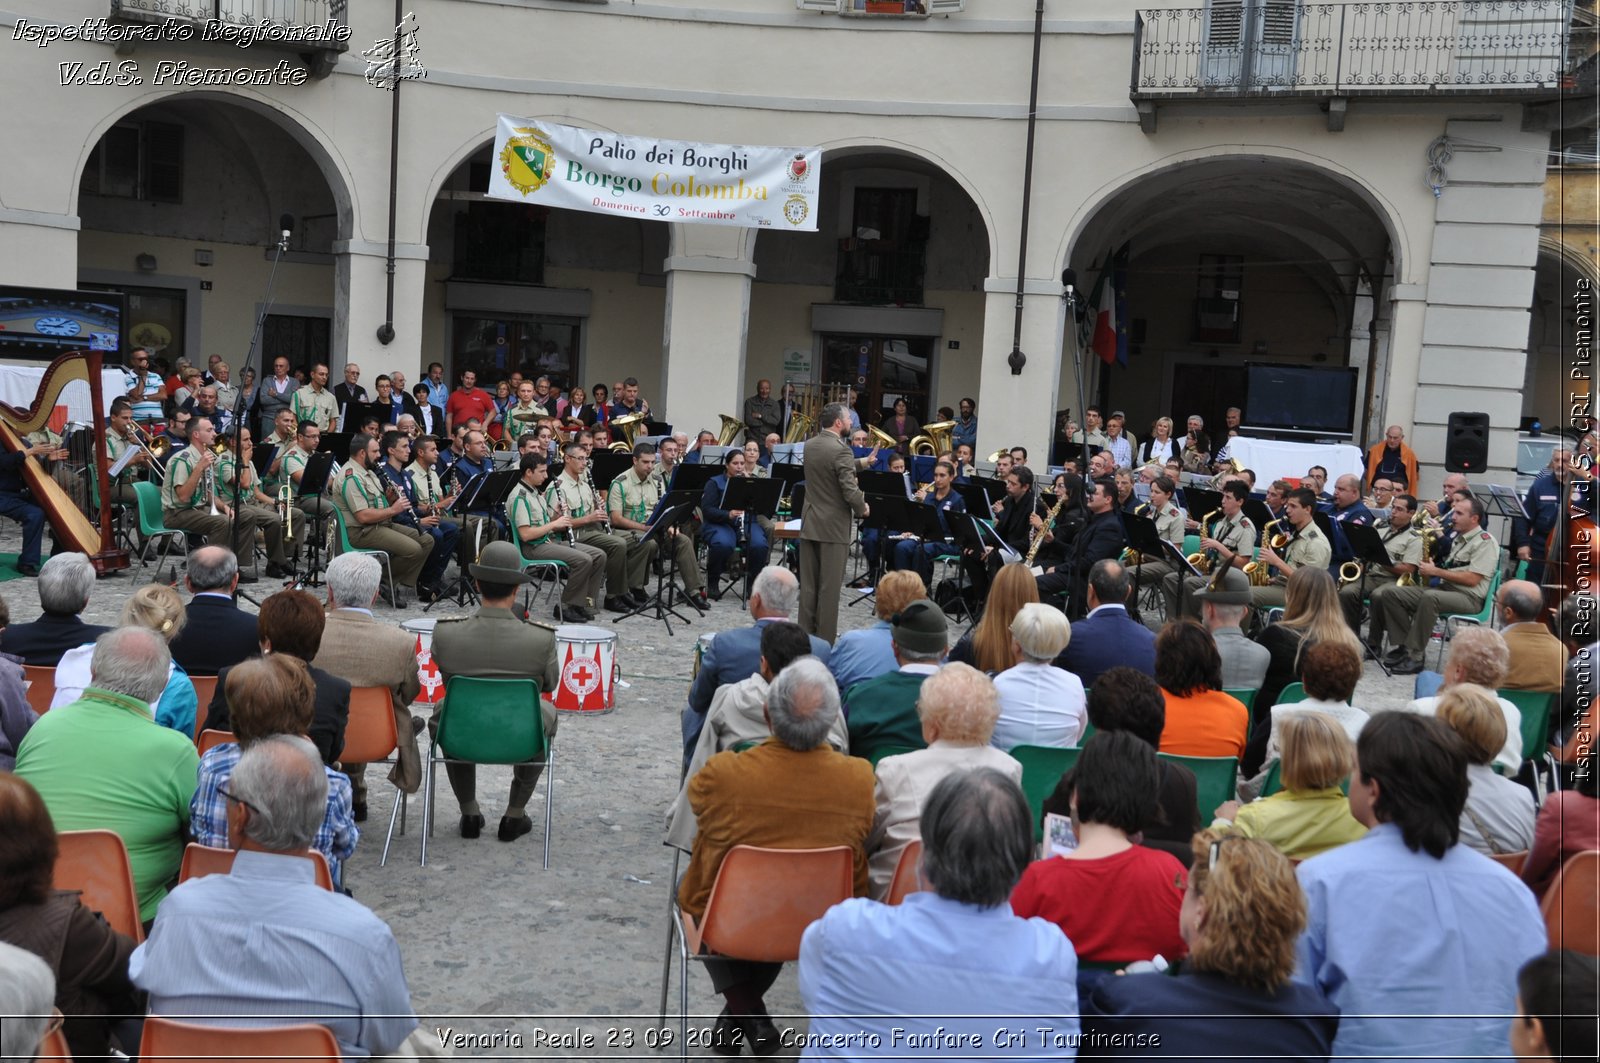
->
<box><xmin>0</xmin><ymin>210</ymin><xmax>80</xmax><ymax>290</ymax></box>
<box><xmin>333</xmin><ymin>239</ymin><xmax>430</xmax><ymax>386</ymax></box>
<box><xmin>976</xmin><ymin>277</ymin><xmax>1067</xmax><ymax>467</ymax></box>
<box><xmin>661</xmin><ymin>226</ymin><xmax>755</xmax><ymax>439</ymax></box>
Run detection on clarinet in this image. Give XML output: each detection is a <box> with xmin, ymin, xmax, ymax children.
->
<box><xmin>584</xmin><ymin>464</ymin><xmax>609</xmax><ymax>531</ymax></box>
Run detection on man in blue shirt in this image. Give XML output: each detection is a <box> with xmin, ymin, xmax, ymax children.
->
<box><xmin>799</xmin><ymin>767</ymin><xmax>1078</xmax><ymax>1057</ymax></box>
<box><xmin>951</xmin><ymin>396</ymin><xmax>977</xmax><ymax>452</ymax></box>
<box><xmin>1296</xmin><ymin>711</ymin><xmax>1546</xmax><ymax>1062</ymax></box>
<box><xmin>422</xmin><ymin>361</ymin><xmax>450</xmax><ymax>410</ymax></box>
<box><xmin>1513</xmin><ymin>448</ymin><xmax>1591</xmax><ymax>585</ymax></box>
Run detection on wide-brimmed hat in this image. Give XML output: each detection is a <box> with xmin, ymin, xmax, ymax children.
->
<box><xmin>468</xmin><ymin>541</ymin><xmax>533</xmax><ymax>585</ymax></box>
<box><xmin>1194</xmin><ymin>566</ymin><xmax>1252</xmax><ymax>606</ymax></box>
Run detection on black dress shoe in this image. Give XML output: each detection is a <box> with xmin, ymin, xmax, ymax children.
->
<box><xmin>15</xmin><ymin>564</ymin><xmax>38</xmax><ymax>577</ymax></box>
<box><xmin>237</xmin><ymin>572</ymin><xmax>259</xmax><ymax>585</ymax></box>
<box><xmin>459</xmin><ymin>813</ymin><xmax>485</xmax><ymax>839</ymax></box>
<box><xmin>709</xmin><ymin>1009</ymin><xmax>744</xmax><ymax>1057</ymax></box>
<box><xmin>604</xmin><ymin>596</ymin><xmax>632</xmax><ymax>614</ymax></box>
<box><xmin>1391</xmin><ymin>656</ymin><xmax>1426</xmax><ymax>676</ymax></box>
<box><xmin>630</xmin><ymin>588</ymin><xmax>650</xmax><ymax>606</ymax></box>
<box><xmin>497</xmin><ymin>814</ymin><xmax>533</xmax><ymax>842</ymax></box>
<box><xmin>352</xmin><ymin>800</ymin><xmax>368</xmax><ymax>823</ymax></box>
<box><xmin>564</xmin><ymin>604</ymin><xmax>593</xmax><ymax>622</ymax></box>
<box><xmin>411</xmin><ymin>715</ymin><xmax>426</xmax><ymax>736</ymax></box>
<box><xmin>744</xmin><ymin>1010</ymin><xmax>781</xmax><ymax>1057</ymax></box>
<box><xmin>266</xmin><ymin>562</ymin><xmax>295</xmax><ymax>579</ymax></box>
<box><xmin>688</xmin><ymin>590</ymin><xmax>710</xmax><ymax>613</ymax></box>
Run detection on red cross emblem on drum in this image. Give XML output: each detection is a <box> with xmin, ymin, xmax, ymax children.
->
<box><xmin>554</xmin><ymin>625</ymin><xmax>617</xmax><ymax>713</ymax></box>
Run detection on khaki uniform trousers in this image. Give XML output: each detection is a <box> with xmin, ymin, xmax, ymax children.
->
<box><xmin>164</xmin><ymin>506</ymin><xmax>263</xmax><ymax>562</ymax></box>
<box><xmin>619</xmin><ymin>527</ymin><xmax>703</xmax><ymax>594</ymax></box>
<box><xmin>578</xmin><ymin>527</ymin><xmax>655</xmax><ymax>596</ymax></box>
<box><xmin>346</xmin><ymin>519</ymin><xmax>433</xmax><ymax>587</ymax></box>
<box><xmin>526</xmin><ymin>539</ymin><xmax>607</xmax><ymax>609</ymax></box>
<box><xmin>430</xmin><ymin>702</ymin><xmax>558</xmax><ymax>816</ymax></box>
<box><xmin>1374</xmin><ymin>583</ymin><xmax>1483</xmax><ymax>658</ymax></box>
<box><xmin>1162</xmin><ymin>570</ymin><xmax>1213</xmax><ymax>620</ymax></box>
<box><xmin>237</xmin><ymin>502</ymin><xmax>290</xmax><ymax>566</ymax></box>
<box><xmin>1340</xmin><ymin>572</ymin><xmax>1398</xmax><ymax>639</ymax></box>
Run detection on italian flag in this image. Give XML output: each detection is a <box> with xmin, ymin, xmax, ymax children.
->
<box><xmin>1088</xmin><ymin>243</ymin><xmax>1130</xmax><ymax>367</ymax></box>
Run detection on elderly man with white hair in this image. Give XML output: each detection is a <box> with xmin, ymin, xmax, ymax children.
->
<box><xmin>133</xmin><ymin>735</ymin><xmax>420</xmax><ymax>1057</ymax></box>
<box><xmin>0</xmin><ymin>553</ymin><xmax>109</xmax><ymax>667</ymax></box>
<box><xmin>989</xmin><ymin>602</ymin><xmax>1086</xmax><ymax>751</ymax></box>
<box><xmin>867</xmin><ymin>663</ymin><xmax>1022</xmax><ymax>899</ymax></box>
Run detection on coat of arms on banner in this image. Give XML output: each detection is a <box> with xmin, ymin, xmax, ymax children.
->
<box><xmin>499</xmin><ymin>127</ymin><xmax>556</xmax><ymax>197</ymax></box>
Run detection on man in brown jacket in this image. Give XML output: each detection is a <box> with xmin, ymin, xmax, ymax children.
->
<box><xmin>799</xmin><ymin>402</ymin><xmax>868</xmax><ymax>644</ymax></box>
<box><xmin>1497</xmin><ymin>578</ymin><xmax>1567</xmax><ymax>694</ymax></box>
<box><xmin>678</xmin><ymin>656</ymin><xmax>873</xmax><ymax>1053</ymax></box>
<box><xmin>314</xmin><ymin>553</ymin><xmax>423</xmax><ymax>818</ymax></box>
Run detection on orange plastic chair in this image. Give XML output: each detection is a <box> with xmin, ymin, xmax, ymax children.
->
<box><xmin>52</xmin><ymin>830</ymin><xmax>144</xmax><ymax>942</ymax></box>
<box><xmin>661</xmin><ymin>846</ymin><xmax>854</xmax><ymax>1059</ymax></box>
<box><xmin>38</xmin><ymin>1009</ymin><xmax>69</xmax><ymax>1061</ymax></box>
<box><xmin>886</xmin><ymin>838</ymin><xmax>926</xmax><ymax>906</ymax></box>
<box><xmin>179</xmin><ymin>843</ymin><xmax>334</xmax><ymax>892</ymax></box>
<box><xmin>1489</xmin><ymin>850</ymin><xmax>1528</xmax><ymax>875</ymax></box>
<box><xmin>139</xmin><ymin>1015</ymin><xmax>340</xmax><ymax>1061</ymax></box>
<box><xmin>1540</xmin><ymin>849</ymin><xmax>1600</xmax><ymax>956</ymax></box>
<box><xmin>196</xmin><ymin>729</ymin><xmax>235</xmax><ymax>756</ymax></box>
<box><xmin>188</xmin><ymin>675</ymin><xmax>219</xmax><ymax>739</ymax></box>
<box><xmin>23</xmin><ymin>664</ymin><xmax>54</xmax><ymax>716</ymax></box>
<box><xmin>341</xmin><ymin>685</ymin><xmax>404</xmax><ymax>866</ymax></box>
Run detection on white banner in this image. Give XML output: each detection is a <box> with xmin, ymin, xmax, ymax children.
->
<box><xmin>487</xmin><ymin>115</ymin><xmax>821</xmax><ymax>231</ymax></box>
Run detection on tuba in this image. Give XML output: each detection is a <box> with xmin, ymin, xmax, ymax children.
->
<box><xmin>782</xmin><ymin>409</ymin><xmax>814</xmax><ymax>444</ymax></box>
<box><xmin>716</xmin><ymin>414</ymin><xmax>746</xmax><ymax>447</ymax></box>
<box><xmin>909</xmin><ymin>419</ymin><xmax>956</xmax><ymax>457</ymax></box>
<box><xmin>866</xmin><ymin>424</ymin><xmax>898</xmax><ymax>452</ymax></box>
<box><xmin>609</xmin><ymin>411</ymin><xmax>648</xmax><ymax>453</ymax></box>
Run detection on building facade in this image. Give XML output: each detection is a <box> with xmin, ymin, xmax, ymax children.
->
<box><xmin>0</xmin><ymin>0</ymin><xmax>1584</xmax><ymax>492</ymax></box>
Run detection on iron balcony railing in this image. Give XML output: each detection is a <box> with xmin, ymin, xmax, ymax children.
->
<box><xmin>109</xmin><ymin>0</ymin><xmax>348</xmax><ymax>47</ymax></box>
<box><xmin>1132</xmin><ymin>0</ymin><xmax>1574</xmax><ymax>99</ymax></box>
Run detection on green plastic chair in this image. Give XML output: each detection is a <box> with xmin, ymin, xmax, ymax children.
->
<box><xmin>1276</xmin><ymin>682</ymin><xmax>1308</xmax><ymax>705</ymax></box>
<box><xmin>1432</xmin><ymin>565</ymin><xmax>1504</xmax><ymax>670</ymax></box>
<box><xmin>1499</xmin><ymin>688</ymin><xmax>1558</xmax><ymax>777</ymax></box>
<box><xmin>1260</xmin><ymin>759</ymin><xmax>1349</xmax><ymax>798</ymax></box>
<box><xmin>330</xmin><ymin>505</ymin><xmax>397</xmax><ymax>606</ymax></box>
<box><xmin>129</xmin><ymin>481</ymin><xmax>185</xmax><ymax>585</ymax></box>
<box><xmin>1010</xmin><ymin>744</ymin><xmax>1081</xmax><ymax>842</ymax></box>
<box><xmin>518</xmin><ymin>556</ymin><xmax>571</xmax><ymax>617</ymax></box>
<box><xmin>422</xmin><ymin>676</ymin><xmax>552</xmax><ymax>868</ymax></box>
<box><xmin>1158</xmin><ymin>753</ymin><xmax>1238</xmax><ymax>822</ymax></box>
<box><xmin>1224</xmin><ymin>686</ymin><xmax>1261</xmax><ymax>733</ymax></box>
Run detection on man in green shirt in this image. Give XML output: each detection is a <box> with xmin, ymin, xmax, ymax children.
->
<box><xmin>842</xmin><ymin>600</ymin><xmax>949</xmax><ymax>763</ymax></box>
<box><xmin>16</xmin><ymin>627</ymin><xmax>198</xmax><ymax>922</ymax></box>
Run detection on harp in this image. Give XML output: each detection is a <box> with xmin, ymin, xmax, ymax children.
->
<box><xmin>0</xmin><ymin>350</ymin><xmax>129</xmax><ymax>573</ymax></box>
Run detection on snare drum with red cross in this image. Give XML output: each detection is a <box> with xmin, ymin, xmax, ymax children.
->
<box><xmin>553</xmin><ymin>624</ymin><xmax>618</xmax><ymax>713</ymax></box>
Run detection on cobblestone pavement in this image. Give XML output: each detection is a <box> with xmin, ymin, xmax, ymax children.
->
<box><xmin>1</xmin><ymin>529</ymin><xmax>1428</xmax><ymax>1059</ymax></box>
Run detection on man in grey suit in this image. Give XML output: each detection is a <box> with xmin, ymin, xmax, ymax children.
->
<box><xmin>799</xmin><ymin>402</ymin><xmax>869</xmax><ymax>644</ymax></box>
<box><xmin>1194</xmin><ymin>567</ymin><xmax>1271</xmax><ymax>692</ymax></box>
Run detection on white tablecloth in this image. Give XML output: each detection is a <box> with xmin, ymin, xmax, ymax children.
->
<box><xmin>1227</xmin><ymin>437</ymin><xmax>1364</xmax><ymax>486</ymax></box>
<box><xmin>0</xmin><ymin>362</ymin><xmax>122</xmax><ymax>425</ymax></box>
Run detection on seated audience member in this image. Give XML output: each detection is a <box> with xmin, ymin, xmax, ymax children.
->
<box><xmin>1156</xmin><ymin>620</ymin><xmax>1249</xmax><ymax>760</ymax></box>
<box><xmin>0</xmin><ymin>774</ymin><xmax>143</xmax><ymax>1058</ymax></box>
<box><xmin>1215</xmin><ymin>711</ymin><xmax>1366</xmax><ymax>860</ymax></box>
<box><xmin>15</xmin><ymin>628</ymin><xmax>198</xmax><ymax>923</ymax></box>
<box><xmin>666</xmin><ymin>624</ymin><xmax>847</xmax><ymax>850</ymax></box>
<box><xmin>867</xmin><ymin>663</ymin><xmax>1023</xmax><ymax>899</ymax></box>
<box><xmin>190</xmin><ymin>655</ymin><xmax>357</xmax><ymax>884</ymax></box>
<box><xmin>801</xmin><ymin>770</ymin><xmax>1079</xmax><ymax>1055</ymax></box>
<box><xmin>1521</xmin><ymin>746</ymin><xmax>1600</xmax><ymax>899</ymax></box>
<box><xmin>204</xmin><ymin>589</ymin><xmax>350</xmax><ymax>767</ymax></box>
<box><xmin>844</xmin><ymin>600</ymin><xmax>949</xmax><ymax>764</ymax></box>
<box><xmin>828</xmin><ymin>570</ymin><xmax>924</xmax><ymax>693</ymax></box>
<box><xmin>166</xmin><ymin>547</ymin><xmax>258</xmax><ymax>677</ymax></box>
<box><xmin>1437</xmin><ymin>684</ymin><xmax>1536</xmax><ymax>856</ymax></box>
<box><xmin>1195</xmin><ymin>568</ymin><xmax>1270</xmax><ymax>691</ymax></box>
<box><xmin>1296</xmin><ymin>712</ymin><xmax>1547</xmax><ymax>1061</ymax></box>
<box><xmin>51</xmin><ymin>584</ymin><xmax>198</xmax><ymax>737</ymax></box>
<box><xmin>948</xmin><ymin>562</ymin><xmax>1038</xmax><ymax>673</ymax></box>
<box><xmin>682</xmin><ymin>567</ymin><xmax>828</xmax><ymax>768</ymax></box>
<box><xmin>1497</xmin><ymin>579</ymin><xmax>1568</xmax><ymax>694</ymax></box>
<box><xmin>678</xmin><ymin>658</ymin><xmax>874</xmax><ymax>1053</ymax></box>
<box><xmin>1404</xmin><ymin>627</ymin><xmax>1524</xmax><ymax>774</ymax></box>
<box><xmin>1513</xmin><ymin>950</ymin><xmax>1600</xmax><ymax>1062</ymax></box>
<box><xmin>132</xmin><ymin>736</ymin><xmax>419</xmax><ymax>1056</ymax></box>
<box><xmin>0</xmin><ymin>941</ymin><xmax>55</xmax><ymax>1062</ymax></box>
<box><xmin>1012</xmin><ymin>731</ymin><xmax>1189</xmax><ymax>984</ymax></box>
<box><xmin>1044</xmin><ymin>667</ymin><xmax>1200</xmax><ymax>865</ymax></box>
<box><xmin>991</xmin><ymin>603</ymin><xmax>1085</xmax><ymax>751</ymax></box>
<box><xmin>0</xmin><ymin>596</ymin><xmax>35</xmax><ymax>772</ymax></box>
<box><xmin>314</xmin><ymin>553</ymin><xmax>424</xmax><ymax>819</ymax></box>
<box><xmin>1085</xmin><ymin>829</ymin><xmax>1339</xmax><ymax>1058</ymax></box>
<box><xmin>1244</xmin><ymin>641</ymin><xmax>1369</xmax><ymax>796</ymax></box>
<box><xmin>1053</xmin><ymin>560</ymin><xmax>1156</xmax><ymax>687</ymax></box>
<box><xmin>0</xmin><ymin>553</ymin><xmax>109</xmax><ymax>666</ymax></box>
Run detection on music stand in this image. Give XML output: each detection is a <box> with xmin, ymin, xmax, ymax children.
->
<box><xmin>615</xmin><ymin>491</ymin><xmax>700</xmax><ymax>634</ymax></box>
<box><xmin>717</xmin><ymin>475</ymin><xmax>785</xmax><ymax>603</ymax></box>
<box><xmin>945</xmin><ymin>513</ymin><xmax>987</xmax><ymax>624</ymax></box>
<box><xmin>769</xmin><ymin>443</ymin><xmax>803</xmax><ymax>466</ymax></box>
<box><xmin>1343</xmin><ymin>522</ymin><xmax>1400</xmax><ymax>676</ymax></box>
<box><xmin>589</xmin><ymin>450</ymin><xmax>632</xmax><ymax>494</ymax></box>
<box><xmin>860</xmin><ymin>470</ymin><xmax>911</xmax><ymax>498</ymax></box>
<box><xmin>670</xmin><ymin>463</ymin><xmax>717</xmax><ymax>497</ymax></box>
<box><xmin>955</xmin><ymin>482</ymin><xmax>995</xmax><ymax>519</ymax></box>
<box><xmin>316</xmin><ymin>432</ymin><xmax>353</xmax><ymax>459</ymax></box>
<box><xmin>1242</xmin><ymin>498</ymin><xmax>1273</xmax><ymax>533</ymax></box>
<box><xmin>427</xmin><ymin>468</ymin><xmax>520</xmax><ymax>612</ymax></box>
<box><xmin>769</xmin><ymin>462</ymin><xmax>804</xmax><ymax>495</ymax></box>
<box><xmin>1121</xmin><ymin>509</ymin><xmax>1166</xmax><ymax>622</ymax></box>
<box><xmin>288</xmin><ymin>452</ymin><xmax>337</xmax><ymax>590</ymax></box>
<box><xmin>1184</xmin><ymin>488</ymin><xmax>1223</xmax><ymax>528</ymax></box>
<box><xmin>884</xmin><ymin>502</ymin><xmax>948</xmax><ymax>586</ymax></box>
<box><xmin>851</xmin><ymin>493</ymin><xmax>914</xmax><ymax>605</ymax></box>
<box><xmin>1161</xmin><ymin>539</ymin><xmax>1207</xmax><ymax>618</ymax></box>
<box><xmin>645</xmin><ymin>420</ymin><xmax>673</xmax><ymax>437</ymax></box>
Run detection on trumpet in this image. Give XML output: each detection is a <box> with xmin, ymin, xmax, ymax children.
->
<box><xmin>279</xmin><ymin>483</ymin><xmax>295</xmax><ymax>540</ymax></box>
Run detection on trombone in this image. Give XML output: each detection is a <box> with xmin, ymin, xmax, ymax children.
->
<box><xmin>126</xmin><ymin>422</ymin><xmax>169</xmax><ymax>482</ymax></box>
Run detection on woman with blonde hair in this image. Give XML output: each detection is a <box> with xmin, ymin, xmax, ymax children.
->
<box><xmin>1214</xmin><ymin>710</ymin><xmax>1367</xmax><ymax>860</ymax></box>
<box><xmin>1245</xmin><ymin>567</ymin><xmax>1361</xmax><ymax>775</ymax></box>
<box><xmin>1084</xmin><ymin>828</ymin><xmax>1339</xmax><ymax>1057</ymax></box>
<box><xmin>1437</xmin><ymin>683</ymin><xmax>1536</xmax><ymax>856</ymax></box>
<box><xmin>1140</xmin><ymin>416</ymin><xmax>1179</xmax><ymax>466</ymax></box>
<box><xmin>949</xmin><ymin>562</ymin><xmax>1039</xmax><ymax>674</ymax></box>
<box><xmin>49</xmin><ymin>584</ymin><xmax>198</xmax><ymax>736</ymax></box>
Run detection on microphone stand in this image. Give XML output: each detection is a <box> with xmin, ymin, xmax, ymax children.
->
<box><xmin>1060</xmin><ymin>269</ymin><xmax>1091</xmax><ymax>474</ymax></box>
<box><xmin>228</xmin><ymin>215</ymin><xmax>293</xmax><ymax>604</ymax></box>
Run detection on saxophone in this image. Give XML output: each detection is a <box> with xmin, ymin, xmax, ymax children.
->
<box><xmin>1399</xmin><ymin>516</ymin><xmax>1438</xmax><ymax>587</ymax></box>
<box><xmin>1186</xmin><ymin>508</ymin><xmax>1221</xmax><ymax>575</ymax></box>
<box><xmin>1024</xmin><ymin>496</ymin><xmax>1065</xmax><ymax>566</ymax></box>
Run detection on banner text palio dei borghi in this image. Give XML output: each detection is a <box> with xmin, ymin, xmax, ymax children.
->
<box><xmin>487</xmin><ymin>115</ymin><xmax>821</xmax><ymax>231</ymax></box>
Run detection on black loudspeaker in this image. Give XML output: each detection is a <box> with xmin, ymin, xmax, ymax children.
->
<box><xmin>1444</xmin><ymin>412</ymin><xmax>1490</xmax><ymax>473</ymax></box>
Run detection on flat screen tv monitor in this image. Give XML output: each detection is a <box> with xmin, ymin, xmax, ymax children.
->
<box><xmin>1242</xmin><ymin>362</ymin><xmax>1358</xmax><ymax>437</ymax></box>
<box><xmin>0</xmin><ymin>286</ymin><xmax>125</xmax><ymax>360</ymax></box>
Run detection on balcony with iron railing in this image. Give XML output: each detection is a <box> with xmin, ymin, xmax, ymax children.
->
<box><xmin>108</xmin><ymin>0</ymin><xmax>349</xmax><ymax>73</ymax></box>
<box><xmin>1132</xmin><ymin>0</ymin><xmax>1575</xmax><ymax>127</ymax></box>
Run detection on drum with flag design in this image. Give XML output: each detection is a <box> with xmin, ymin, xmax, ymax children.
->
<box><xmin>554</xmin><ymin>624</ymin><xmax>618</xmax><ymax>713</ymax></box>
<box><xmin>400</xmin><ymin>617</ymin><xmax>444</xmax><ymax>705</ymax></box>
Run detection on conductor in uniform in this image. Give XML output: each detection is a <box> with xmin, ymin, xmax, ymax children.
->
<box><xmin>430</xmin><ymin>540</ymin><xmax>560</xmax><ymax>844</ymax></box>
<box><xmin>799</xmin><ymin>401</ymin><xmax>868</xmax><ymax>644</ymax></box>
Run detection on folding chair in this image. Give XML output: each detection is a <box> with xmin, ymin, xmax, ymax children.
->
<box><xmin>196</xmin><ymin>729</ymin><xmax>234</xmax><ymax>756</ymax></box>
<box><xmin>1224</xmin><ymin>686</ymin><xmax>1261</xmax><ymax>734</ymax></box>
<box><xmin>658</xmin><ymin>845</ymin><xmax>854</xmax><ymax>1061</ymax></box>
<box><xmin>188</xmin><ymin>675</ymin><xmax>219</xmax><ymax>738</ymax></box>
<box><xmin>519</xmin><ymin>557</ymin><xmax>571</xmax><ymax>618</ymax></box>
<box><xmin>1540</xmin><ymin>850</ymin><xmax>1600</xmax><ymax>956</ymax></box>
<box><xmin>422</xmin><ymin>676</ymin><xmax>553</xmax><ymax>868</ymax></box>
<box><xmin>139</xmin><ymin>1015</ymin><xmax>340</xmax><ymax>1061</ymax></box>
<box><xmin>130</xmin><ymin>481</ymin><xmax>184</xmax><ymax>585</ymax></box>
<box><xmin>886</xmin><ymin>838</ymin><xmax>926</xmax><ymax>905</ymax></box>
<box><xmin>179</xmin><ymin>842</ymin><xmax>333</xmax><ymax>891</ymax></box>
<box><xmin>342</xmin><ymin>684</ymin><xmax>405</xmax><ymax>866</ymax></box>
<box><xmin>330</xmin><ymin>506</ymin><xmax>396</xmax><ymax>607</ymax></box>
<box><xmin>1010</xmin><ymin>744</ymin><xmax>1081</xmax><ymax>842</ymax></box>
<box><xmin>52</xmin><ymin>829</ymin><xmax>143</xmax><ymax>942</ymax></box>
<box><xmin>1158</xmin><ymin>753</ymin><xmax>1238</xmax><ymax>823</ymax></box>
<box><xmin>1276</xmin><ymin>682</ymin><xmax>1308</xmax><ymax>705</ymax></box>
<box><xmin>22</xmin><ymin>664</ymin><xmax>54</xmax><ymax>716</ymax></box>
<box><xmin>1499</xmin><ymin>688</ymin><xmax>1558</xmax><ymax>793</ymax></box>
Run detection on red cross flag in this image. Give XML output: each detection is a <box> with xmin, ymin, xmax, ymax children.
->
<box><xmin>415</xmin><ymin>634</ymin><xmax>444</xmax><ymax>704</ymax></box>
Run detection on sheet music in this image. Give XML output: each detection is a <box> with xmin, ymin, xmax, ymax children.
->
<box><xmin>108</xmin><ymin>444</ymin><xmax>138</xmax><ymax>478</ymax></box>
